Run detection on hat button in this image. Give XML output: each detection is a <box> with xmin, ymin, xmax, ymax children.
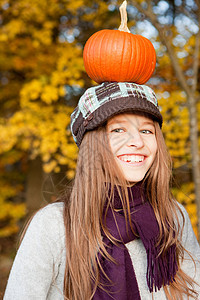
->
<box><xmin>87</xmin><ymin>113</ymin><xmax>93</xmax><ymax>121</ymax></box>
<box><xmin>83</xmin><ymin>119</ymin><xmax>88</xmax><ymax>126</ymax></box>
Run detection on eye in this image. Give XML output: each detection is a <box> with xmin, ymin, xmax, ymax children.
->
<box><xmin>111</xmin><ymin>128</ymin><xmax>125</xmax><ymax>133</ymax></box>
<box><xmin>140</xmin><ymin>129</ymin><xmax>154</xmax><ymax>134</ymax></box>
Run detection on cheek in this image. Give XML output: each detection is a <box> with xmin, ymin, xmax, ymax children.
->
<box><xmin>108</xmin><ymin>135</ymin><xmax>116</xmax><ymax>156</ymax></box>
<box><xmin>109</xmin><ymin>140</ymin><xmax>118</xmax><ymax>156</ymax></box>
<box><xmin>151</xmin><ymin>138</ymin><xmax>158</xmax><ymax>157</ymax></box>
<box><xmin>144</xmin><ymin>136</ymin><xmax>157</xmax><ymax>156</ymax></box>
<box><xmin>109</xmin><ymin>135</ymin><xmax>128</xmax><ymax>153</ymax></box>
<box><xmin>108</xmin><ymin>136</ymin><xmax>119</xmax><ymax>153</ymax></box>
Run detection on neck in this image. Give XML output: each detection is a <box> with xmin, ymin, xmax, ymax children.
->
<box><xmin>106</xmin><ymin>181</ymin><xmax>146</xmax><ymax>209</ymax></box>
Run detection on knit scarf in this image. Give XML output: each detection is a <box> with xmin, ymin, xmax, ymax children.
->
<box><xmin>93</xmin><ymin>182</ymin><xmax>178</xmax><ymax>300</ymax></box>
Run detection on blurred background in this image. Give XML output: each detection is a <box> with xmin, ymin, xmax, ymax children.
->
<box><xmin>0</xmin><ymin>0</ymin><xmax>200</xmax><ymax>297</ymax></box>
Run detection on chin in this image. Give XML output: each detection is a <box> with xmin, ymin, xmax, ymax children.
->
<box><xmin>123</xmin><ymin>173</ymin><xmax>146</xmax><ymax>183</ymax></box>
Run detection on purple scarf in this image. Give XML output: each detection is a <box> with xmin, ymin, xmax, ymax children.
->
<box><xmin>93</xmin><ymin>182</ymin><xmax>178</xmax><ymax>299</ymax></box>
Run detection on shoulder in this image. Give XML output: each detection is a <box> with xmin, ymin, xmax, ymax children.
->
<box><xmin>174</xmin><ymin>201</ymin><xmax>200</xmax><ymax>257</ymax></box>
<box><xmin>174</xmin><ymin>201</ymin><xmax>192</xmax><ymax>235</ymax></box>
<box><xmin>20</xmin><ymin>202</ymin><xmax>66</xmax><ymax>257</ymax></box>
<box><xmin>31</xmin><ymin>201</ymin><xmax>65</xmax><ymax>234</ymax></box>
<box><xmin>28</xmin><ymin>202</ymin><xmax>65</xmax><ymax>234</ymax></box>
<box><xmin>32</xmin><ymin>201</ymin><xmax>64</xmax><ymax>224</ymax></box>
<box><xmin>3</xmin><ymin>202</ymin><xmax>66</xmax><ymax>299</ymax></box>
<box><xmin>175</xmin><ymin>202</ymin><xmax>200</xmax><ymax>288</ymax></box>
<box><xmin>175</xmin><ymin>200</ymin><xmax>188</xmax><ymax>217</ymax></box>
<box><xmin>173</xmin><ymin>200</ymin><xmax>191</xmax><ymax>229</ymax></box>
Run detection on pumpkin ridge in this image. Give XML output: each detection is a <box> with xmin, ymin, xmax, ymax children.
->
<box><xmin>126</xmin><ymin>32</ymin><xmax>134</xmax><ymax>80</ymax></box>
<box><xmin>126</xmin><ymin>32</ymin><xmax>133</xmax><ymax>79</ymax></box>
<box><xmin>91</xmin><ymin>32</ymin><xmax>102</xmax><ymax>82</ymax></box>
<box><xmin>92</xmin><ymin>30</ymin><xmax>107</xmax><ymax>83</ymax></box>
<box><xmin>119</xmin><ymin>31</ymin><xmax>126</xmax><ymax>81</ymax></box>
<box><xmin>140</xmin><ymin>39</ymin><xmax>151</xmax><ymax>83</ymax></box>
<box><xmin>135</xmin><ymin>35</ymin><xmax>148</xmax><ymax>83</ymax></box>
<box><xmin>106</xmin><ymin>31</ymin><xmax>111</xmax><ymax>81</ymax></box>
<box><xmin>102</xmin><ymin>31</ymin><xmax>113</xmax><ymax>82</ymax></box>
<box><xmin>135</xmin><ymin>37</ymin><xmax>143</xmax><ymax>80</ymax></box>
<box><xmin>83</xmin><ymin>35</ymin><xmax>95</xmax><ymax>81</ymax></box>
<box><xmin>114</xmin><ymin>30</ymin><xmax>125</xmax><ymax>81</ymax></box>
<box><xmin>129</xmin><ymin>34</ymin><xmax>138</xmax><ymax>81</ymax></box>
<box><xmin>134</xmin><ymin>35</ymin><xmax>147</xmax><ymax>83</ymax></box>
<box><xmin>121</xmin><ymin>32</ymin><xmax>132</xmax><ymax>81</ymax></box>
<box><xmin>99</xmin><ymin>30</ymin><xmax>112</xmax><ymax>83</ymax></box>
<box><xmin>109</xmin><ymin>30</ymin><xmax>118</xmax><ymax>81</ymax></box>
<box><xmin>93</xmin><ymin>30</ymin><xmax>108</xmax><ymax>83</ymax></box>
<box><xmin>83</xmin><ymin>32</ymin><xmax>98</xmax><ymax>82</ymax></box>
<box><xmin>140</xmin><ymin>39</ymin><xmax>156</xmax><ymax>83</ymax></box>
<box><xmin>138</xmin><ymin>37</ymin><xmax>154</xmax><ymax>84</ymax></box>
<box><xmin>127</xmin><ymin>35</ymin><xmax>135</xmax><ymax>81</ymax></box>
<box><xmin>106</xmin><ymin>30</ymin><xmax>125</xmax><ymax>82</ymax></box>
<box><xmin>129</xmin><ymin>35</ymin><xmax>141</xmax><ymax>82</ymax></box>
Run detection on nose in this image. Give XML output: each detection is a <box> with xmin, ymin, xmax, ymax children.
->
<box><xmin>126</xmin><ymin>131</ymin><xmax>144</xmax><ymax>148</ymax></box>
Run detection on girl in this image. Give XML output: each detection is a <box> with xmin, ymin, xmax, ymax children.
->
<box><xmin>4</xmin><ymin>81</ymin><xmax>200</xmax><ymax>300</ymax></box>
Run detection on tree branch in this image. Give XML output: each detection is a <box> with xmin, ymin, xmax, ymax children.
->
<box><xmin>131</xmin><ymin>0</ymin><xmax>193</xmax><ymax>99</ymax></box>
<box><xmin>192</xmin><ymin>29</ymin><xmax>200</xmax><ymax>93</ymax></box>
<box><xmin>131</xmin><ymin>0</ymin><xmax>200</xmax><ymax>240</ymax></box>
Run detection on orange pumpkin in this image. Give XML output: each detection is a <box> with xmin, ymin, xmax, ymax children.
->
<box><xmin>83</xmin><ymin>1</ymin><xmax>156</xmax><ymax>85</ymax></box>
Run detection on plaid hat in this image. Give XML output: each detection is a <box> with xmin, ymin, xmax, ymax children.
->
<box><xmin>70</xmin><ymin>82</ymin><xmax>163</xmax><ymax>147</ymax></box>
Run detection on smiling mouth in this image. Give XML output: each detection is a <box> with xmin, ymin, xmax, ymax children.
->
<box><xmin>117</xmin><ymin>154</ymin><xmax>145</xmax><ymax>163</ymax></box>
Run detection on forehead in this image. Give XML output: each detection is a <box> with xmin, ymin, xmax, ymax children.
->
<box><xmin>107</xmin><ymin>113</ymin><xmax>154</xmax><ymax>126</ymax></box>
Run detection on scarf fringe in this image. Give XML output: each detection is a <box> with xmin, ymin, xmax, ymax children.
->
<box><xmin>146</xmin><ymin>238</ymin><xmax>178</xmax><ymax>292</ymax></box>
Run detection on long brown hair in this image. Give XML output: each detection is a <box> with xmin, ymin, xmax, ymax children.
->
<box><xmin>62</xmin><ymin>120</ymin><xmax>198</xmax><ymax>300</ymax></box>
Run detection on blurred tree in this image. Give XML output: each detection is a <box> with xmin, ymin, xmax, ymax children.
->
<box><xmin>0</xmin><ymin>0</ymin><xmax>121</xmax><ymax>237</ymax></box>
<box><xmin>0</xmin><ymin>0</ymin><xmax>199</xmax><ymax>241</ymax></box>
<box><xmin>125</xmin><ymin>0</ymin><xmax>200</xmax><ymax>239</ymax></box>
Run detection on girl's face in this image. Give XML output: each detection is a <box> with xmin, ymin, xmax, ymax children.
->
<box><xmin>106</xmin><ymin>113</ymin><xmax>158</xmax><ymax>183</ymax></box>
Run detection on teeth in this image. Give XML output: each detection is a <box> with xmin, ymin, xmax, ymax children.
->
<box><xmin>119</xmin><ymin>155</ymin><xmax>144</xmax><ymax>163</ymax></box>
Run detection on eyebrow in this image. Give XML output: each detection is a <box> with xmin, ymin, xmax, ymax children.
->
<box><xmin>108</xmin><ymin>119</ymin><xmax>129</xmax><ymax>125</ymax></box>
<box><xmin>108</xmin><ymin>119</ymin><xmax>155</xmax><ymax>126</ymax></box>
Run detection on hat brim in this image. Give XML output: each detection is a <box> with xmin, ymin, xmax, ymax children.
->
<box><xmin>76</xmin><ymin>96</ymin><xmax>163</xmax><ymax>147</ymax></box>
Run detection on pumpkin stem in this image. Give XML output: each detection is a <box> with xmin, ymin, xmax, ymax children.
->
<box><xmin>118</xmin><ymin>0</ymin><xmax>130</xmax><ymax>33</ymax></box>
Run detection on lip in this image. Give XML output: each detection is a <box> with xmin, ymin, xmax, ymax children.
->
<box><xmin>117</xmin><ymin>153</ymin><xmax>147</xmax><ymax>157</ymax></box>
<box><xmin>117</xmin><ymin>154</ymin><xmax>147</xmax><ymax>166</ymax></box>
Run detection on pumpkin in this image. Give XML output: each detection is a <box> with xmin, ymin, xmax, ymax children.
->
<box><xmin>83</xmin><ymin>1</ymin><xmax>156</xmax><ymax>85</ymax></box>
